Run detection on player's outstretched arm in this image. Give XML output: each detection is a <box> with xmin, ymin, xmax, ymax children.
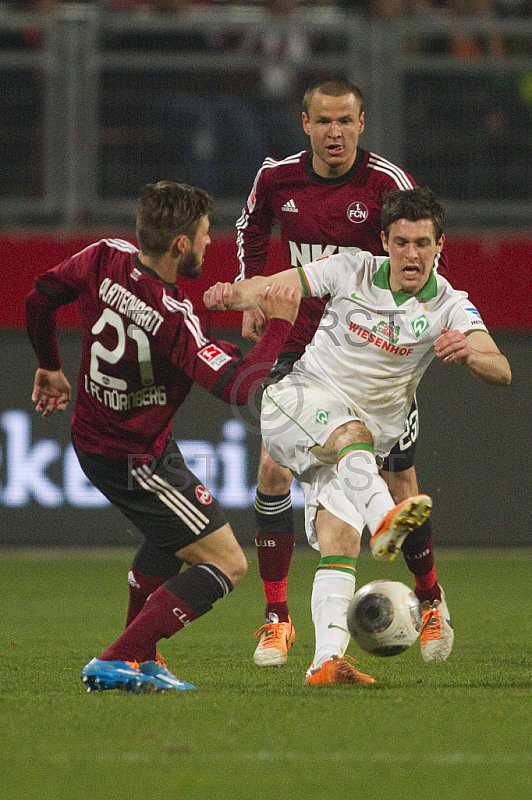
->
<box><xmin>211</xmin><ymin>286</ymin><xmax>300</xmax><ymax>406</ymax></box>
<box><xmin>32</xmin><ymin>368</ymin><xmax>71</xmax><ymax>418</ymax></box>
<box><xmin>258</xmin><ymin>284</ymin><xmax>301</xmax><ymax>326</ymax></box>
<box><xmin>203</xmin><ymin>270</ymin><xmax>301</xmax><ymax>312</ymax></box>
<box><xmin>434</xmin><ymin>328</ymin><xmax>511</xmax><ymax>386</ymax></box>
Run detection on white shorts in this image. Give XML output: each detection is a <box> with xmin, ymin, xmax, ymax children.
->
<box><xmin>261</xmin><ymin>374</ymin><xmax>366</xmax><ymax>548</ymax></box>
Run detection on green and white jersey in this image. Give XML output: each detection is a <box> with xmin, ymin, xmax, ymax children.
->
<box><xmin>295</xmin><ymin>251</ymin><xmax>488</xmax><ymax>455</ymax></box>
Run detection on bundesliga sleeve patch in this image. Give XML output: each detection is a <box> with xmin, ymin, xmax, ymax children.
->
<box><xmin>198</xmin><ymin>344</ymin><xmax>233</xmax><ymax>371</ymax></box>
<box><xmin>464</xmin><ymin>306</ymin><xmax>486</xmax><ymax>327</ymax></box>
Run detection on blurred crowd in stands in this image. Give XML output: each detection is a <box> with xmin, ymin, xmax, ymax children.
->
<box><xmin>7</xmin><ymin>1</ymin><xmax>532</xmax><ymax>20</ymax></box>
<box><xmin>2</xmin><ymin>0</ymin><xmax>532</xmax><ymax>207</ymax></box>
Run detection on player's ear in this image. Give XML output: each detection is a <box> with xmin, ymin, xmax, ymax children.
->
<box><xmin>380</xmin><ymin>230</ymin><xmax>389</xmax><ymax>252</ymax></box>
<box><xmin>358</xmin><ymin>111</ymin><xmax>365</xmax><ymax>134</ymax></box>
<box><xmin>172</xmin><ymin>234</ymin><xmax>190</xmax><ymax>257</ymax></box>
<box><xmin>302</xmin><ymin>112</ymin><xmax>310</xmax><ymax>135</ymax></box>
<box><xmin>436</xmin><ymin>233</ymin><xmax>445</xmax><ymax>251</ymax></box>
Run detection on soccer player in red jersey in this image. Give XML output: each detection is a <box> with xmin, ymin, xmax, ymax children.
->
<box><xmin>235</xmin><ymin>76</ymin><xmax>452</xmax><ymax>667</ymax></box>
<box><xmin>26</xmin><ymin>181</ymin><xmax>301</xmax><ymax>693</ymax></box>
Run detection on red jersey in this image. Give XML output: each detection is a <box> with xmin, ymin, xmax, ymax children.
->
<box><xmin>236</xmin><ymin>147</ymin><xmax>447</xmax><ymax>353</ymax></box>
<box><xmin>26</xmin><ymin>238</ymin><xmax>292</xmax><ymax>459</ymax></box>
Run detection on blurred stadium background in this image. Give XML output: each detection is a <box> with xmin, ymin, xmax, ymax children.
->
<box><xmin>1</xmin><ymin>0</ymin><xmax>530</xmax><ymax>548</ymax></box>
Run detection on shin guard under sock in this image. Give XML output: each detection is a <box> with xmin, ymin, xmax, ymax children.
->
<box><xmin>311</xmin><ymin>556</ymin><xmax>357</xmax><ymax>669</ymax></box>
<box><xmin>100</xmin><ymin>563</ymin><xmax>233</xmax><ymax>663</ymax></box>
<box><xmin>336</xmin><ymin>445</ymin><xmax>395</xmax><ymax>534</ymax></box>
<box><xmin>125</xmin><ymin>541</ymin><xmax>183</xmax><ymax>627</ymax></box>
<box><xmin>401</xmin><ymin>519</ymin><xmax>441</xmax><ymax>603</ymax></box>
<box><xmin>254</xmin><ymin>490</ymin><xmax>295</xmax><ymax>622</ymax></box>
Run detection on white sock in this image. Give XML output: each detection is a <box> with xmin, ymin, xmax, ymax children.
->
<box><xmin>311</xmin><ymin>564</ymin><xmax>356</xmax><ymax>669</ymax></box>
<box><xmin>336</xmin><ymin>446</ymin><xmax>395</xmax><ymax>534</ymax></box>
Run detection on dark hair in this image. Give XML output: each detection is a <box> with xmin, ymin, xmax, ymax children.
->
<box><xmin>135</xmin><ymin>181</ymin><xmax>213</xmax><ymax>256</ymax></box>
<box><xmin>381</xmin><ymin>187</ymin><xmax>445</xmax><ymax>241</ymax></box>
<box><xmin>302</xmin><ymin>76</ymin><xmax>365</xmax><ymax>115</ymax></box>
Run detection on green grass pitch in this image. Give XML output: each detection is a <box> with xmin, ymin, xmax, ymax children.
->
<box><xmin>1</xmin><ymin>547</ymin><xmax>530</xmax><ymax>800</ymax></box>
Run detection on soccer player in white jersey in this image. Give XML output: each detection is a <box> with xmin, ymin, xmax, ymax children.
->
<box><xmin>236</xmin><ymin>76</ymin><xmax>452</xmax><ymax>670</ymax></box>
<box><xmin>204</xmin><ymin>187</ymin><xmax>511</xmax><ymax>684</ymax></box>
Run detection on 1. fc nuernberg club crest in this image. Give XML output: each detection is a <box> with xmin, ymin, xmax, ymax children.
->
<box><xmin>195</xmin><ymin>485</ymin><xmax>213</xmax><ymax>505</ymax></box>
<box><xmin>347</xmin><ymin>202</ymin><xmax>369</xmax><ymax>224</ymax></box>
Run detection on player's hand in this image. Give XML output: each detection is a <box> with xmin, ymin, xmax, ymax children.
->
<box><xmin>259</xmin><ymin>284</ymin><xmax>301</xmax><ymax>326</ymax></box>
<box><xmin>434</xmin><ymin>327</ymin><xmax>469</xmax><ymax>365</ymax></box>
<box><xmin>241</xmin><ymin>307</ymin><xmax>266</xmax><ymax>342</ymax></box>
<box><xmin>32</xmin><ymin>368</ymin><xmax>71</xmax><ymax>418</ymax></box>
<box><xmin>203</xmin><ymin>282</ymin><xmax>235</xmax><ymax>310</ymax></box>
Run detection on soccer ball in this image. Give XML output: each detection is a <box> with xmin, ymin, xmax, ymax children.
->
<box><xmin>347</xmin><ymin>579</ymin><xmax>422</xmax><ymax>657</ymax></box>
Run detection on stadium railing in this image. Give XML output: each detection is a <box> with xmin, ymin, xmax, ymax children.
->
<box><xmin>0</xmin><ymin>3</ymin><xmax>531</xmax><ymax>229</ymax></box>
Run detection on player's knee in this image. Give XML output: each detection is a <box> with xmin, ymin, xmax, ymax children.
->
<box><xmin>257</xmin><ymin>449</ymin><xmax>292</xmax><ymax>494</ymax></box>
<box><xmin>333</xmin><ymin>420</ymin><xmax>373</xmax><ymax>453</ymax></box>
<box><xmin>227</xmin><ymin>549</ymin><xmax>248</xmax><ymax>586</ymax></box>
<box><xmin>206</xmin><ymin>547</ymin><xmax>247</xmax><ymax>588</ymax></box>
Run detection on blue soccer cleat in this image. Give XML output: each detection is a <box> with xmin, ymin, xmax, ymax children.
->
<box><xmin>139</xmin><ymin>653</ymin><xmax>197</xmax><ymax>691</ymax></box>
<box><xmin>80</xmin><ymin>657</ymin><xmax>158</xmax><ymax>693</ymax></box>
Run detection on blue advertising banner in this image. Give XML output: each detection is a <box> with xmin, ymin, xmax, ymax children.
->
<box><xmin>1</xmin><ymin>331</ymin><xmax>530</xmax><ymax>547</ymax></box>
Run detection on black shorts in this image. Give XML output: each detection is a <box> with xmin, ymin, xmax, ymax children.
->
<box><xmin>263</xmin><ymin>351</ymin><xmax>419</xmax><ymax>474</ymax></box>
<box><xmin>73</xmin><ymin>438</ymin><xmax>228</xmax><ymax>552</ymax></box>
<box><xmin>381</xmin><ymin>400</ymin><xmax>418</xmax><ymax>473</ymax></box>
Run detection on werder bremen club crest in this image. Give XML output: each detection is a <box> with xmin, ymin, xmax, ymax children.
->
<box><xmin>410</xmin><ymin>314</ymin><xmax>431</xmax><ymax>339</ymax></box>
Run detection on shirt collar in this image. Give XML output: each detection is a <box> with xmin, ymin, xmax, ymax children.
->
<box><xmin>305</xmin><ymin>147</ymin><xmax>364</xmax><ymax>185</ymax></box>
<box><xmin>133</xmin><ymin>254</ymin><xmax>176</xmax><ymax>292</ymax></box>
<box><xmin>373</xmin><ymin>259</ymin><xmax>438</xmax><ymax>307</ymax></box>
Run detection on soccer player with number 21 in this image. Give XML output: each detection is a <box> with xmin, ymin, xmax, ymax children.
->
<box><xmin>26</xmin><ymin>181</ymin><xmax>301</xmax><ymax>693</ymax></box>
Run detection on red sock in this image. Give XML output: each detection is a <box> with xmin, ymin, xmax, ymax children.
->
<box><xmin>101</xmin><ymin>563</ymin><xmax>231</xmax><ymax>663</ymax></box>
<box><xmin>254</xmin><ymin>491</ymin><xmax>295</xmax><ymax>622</ymax></box>
<box><xmin>255</xmin><ymin>533</ymin><xmax>294</xmax><ymax>622</ymax></box>
<box><xmin>126</xmin><ymin>542</ymin><xmax>183</xmax><ymax>626</ymax></box>
<box><xmin>100</xmin><ymin>586</ymin><xmax>198</xmax><ymax>664</ymax></box>
<box><xmin>401</xmin><ymin>521</ymin><xmax>441</xmax><ymax>604</ymax></box>
<box><xmin>125</xmin><ymin>570</ymin><xmax>167</xmax><ymax>628</ymax></box>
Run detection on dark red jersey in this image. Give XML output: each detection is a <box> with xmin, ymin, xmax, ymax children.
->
<box><xmin>26</xmin><ymin>238</ymin><xmax>292</xmax><ymax>458</ymax></box>
<box><xmin>236</xmin><ymin>147</ymin><xmax>447</xmax><ymax>353</ymax></box>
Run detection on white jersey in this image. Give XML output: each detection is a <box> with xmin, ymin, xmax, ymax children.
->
<box><xmin>295</xmin><ymin>251</ymin><xmax>488</xmax><ymax>454</ymax></box>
